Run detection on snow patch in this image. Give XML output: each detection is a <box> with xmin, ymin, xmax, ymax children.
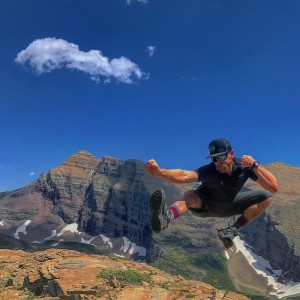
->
<box><xmin>52</xmin><ymin>239</ymin><xmax>64</xmax><ymax>247</ymax></box>
<box><xmin>128</xmin><ymin>242</ymin><xmax>146</xmax><ymax>257</ymax></box>
<box><xmin>81</xmin><ymin>237</ymin><xmax>96</xmax><ymax>245</ymax></box>
<box><xmin>234</xmin><ymin>236</ymin><xmax>300</xmax><ymax>299</ymax></box>
<box><xmin>31</xmin><ymin>240</ymin><xmax>41</xmax><ymax>244</ymax></box>
<box><xmin>121</xmin><ymin>237</ymin><xmax>146</xmax><ymax>257</ymax></box>
<box><xmin>48</xmin><ymin>230</ymin><xmax>57</xmax><ymax>239</ymax></box>
<box><xmin>272</xmin><ymin>282</ymin><xmax>300</xmax><ymax>299</ymax></box>
<box><xmin>0</xmin><ymin>221</ymin><xmax>3</xmax><ymax>226</ymax></box>
<box><xmin>224</xmin><ymin>251</ymin><xmax>230</xmax><ymax>260</ymax></box>
<box><xmin>31</xmin><ymin>230</ymin><xmax>58</xmax><ymax>244</ymax></box>
<box><xmin>14</xmin><ymin>220</ymin><xmax>31</xmax><ymax>240</ymax></box>
<box><xmin>57</xmin><ymin>223</ymin><xmax>79</xmax><ymax>237</ymax></box>
<box><xmin>100</xmin><ymin>234</ymin><xmax>113</xmax><ymax>248</ymax></box>
<box><xmin>121</xmin><ymin>237</ymin><xmax>131</xmax><ymax>253</ymax></box>
<box><xmin>114</xmin><ymin>254</ymin><xmax>126</xmax><ymax>259</ymax></box>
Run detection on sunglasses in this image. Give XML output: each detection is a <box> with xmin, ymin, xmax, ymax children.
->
<box><xmin>211</xmin><ymin>153</ymin><xmax>229</xmax><ymax>162</ymax></box>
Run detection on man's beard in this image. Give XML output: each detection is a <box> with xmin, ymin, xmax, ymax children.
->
<box><xmin>215</xmin><ymin>162</ymin><xmax>232</xmax><ymax>174</ymax></box>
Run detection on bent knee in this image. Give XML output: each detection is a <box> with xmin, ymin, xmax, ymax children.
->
<box><xmin>257</xmin><ymin>196</ymin><xmax>273</xmax><ymax>212</ymax></box>
<box><xmin>183</xmin><ymin>190</ymin><xmax>203</xmax><ymax>208</ymax></box>
<box><xmin>259</xmin><ymin>196</ymin><xmax>273</xmax><ymax>209</ymax></box>
<box><xmin>183</xmin><ymin>190</ymin><xmax>198</xmax><ymax>201</ymax></box>
<box><xmin>266</xmin><ymin>196</ymin><xmax>273</xmax><ymax>204</ymax></box>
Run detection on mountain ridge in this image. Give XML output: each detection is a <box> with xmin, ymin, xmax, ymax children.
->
<box><xmin>1</xmin><ymin>150</ymin><xmax>300</xmax><ymax>299</ymax></box>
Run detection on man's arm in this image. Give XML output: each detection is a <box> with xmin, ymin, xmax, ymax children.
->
<box><xmin>240</xmin><ymin>155</ymin><xmax>279</xmax><ymax>193</ymax></box>
<box><xmin>146</xmin><ymin>159</ymin><xmax>199</xmax><ymax>184</ymax></box>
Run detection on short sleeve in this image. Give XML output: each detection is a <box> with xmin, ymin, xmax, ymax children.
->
<box><xmin>194</xmin><ymin>164</ymin><xmax>213</xmax><ymax>182</ymax></box>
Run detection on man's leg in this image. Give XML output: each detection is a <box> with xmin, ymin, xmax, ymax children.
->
<box><xmin>229</xmin><ymin>196</ymin><xmax>273</xmax><ymax>231</ymax></box>
<box><xmin>243</xmin><ymin>197</ymin><xmax>273</xmax><ymax>221</ymax></box>
<box><xmin>169</xmin><ymin>190</ymin><xmax>204</xmax><ymax>218</ymax></box>
<box><xmin>218</xmin><ymin>191</ymin><xmax>273</xmax><ymax>248</ymax></box>
<box><xmin>150</xmin><ymin>189</ymin><xmax>203</xmax><ymax>233</ymax></box>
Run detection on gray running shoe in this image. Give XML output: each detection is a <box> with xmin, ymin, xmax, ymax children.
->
<box><xmin>218</xmin><ymin>227</ymin><xmax>238</xmax><ymax>249</ymax></box>
<box><xmin>149</xmin><ymin>189</ymin><xmax>169</xmax><ymax>233</ymax></box>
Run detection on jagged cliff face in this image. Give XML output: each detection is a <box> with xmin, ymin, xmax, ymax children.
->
<box><xmin>237</xmin><ymin>162</ymin><xmax>300</xmax><ymax>286</ymax></box>
<box><xmin>0</xmin><ymin>151</ymin><xmax>176</xmax><ymax>261</ymax></box>
<box><xmin>36</xmin><ymin>151</ymin><xmax>152</xmax><ymax>245</ymax></box>
<box><xmin>77</xmin><ymin>157</ymin><xmax>152</xmax><ymax>246</ymax></box>
<box><xmin>245</xmin><ymin>162</ymin><xmax>300</xmax><ymax>252</ymax></box>
<box><xmin>32</xmin><ymin>151</ymin><xmax>155</xmax><ymax>253</ymax></box>
<box><xmin>37</xmin><ymin>150</ymin><xmax>101</xmax><ymax>223</ymax></box>
<box><xmin>241</xmin><ymin>213</ymin><xmax>300</xmax><ymax>283</ymax></box>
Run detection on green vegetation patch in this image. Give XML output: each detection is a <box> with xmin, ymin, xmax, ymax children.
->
<box><xmin>152</xmin><ymin>223</ymin><xmax>236</xmax><ymax>292</ymax></box>
<box><xmin>97</xmin><ymin>269</ymin><xmax>150</xmax><ymax>285</ymax></box>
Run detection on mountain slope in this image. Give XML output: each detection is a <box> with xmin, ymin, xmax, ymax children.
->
<box><xmin>0</xmin><ymin>152</ymin><xmax>300</xmax><ymax>299</ymax></box>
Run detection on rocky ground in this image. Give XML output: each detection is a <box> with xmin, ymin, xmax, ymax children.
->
<box><xmin>0</xmin><ymin>248</ymin><xmax>250</xmax><ymax>300</ymax></box>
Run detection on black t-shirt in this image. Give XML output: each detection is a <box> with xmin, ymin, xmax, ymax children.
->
<box><xmin>194</xmin><ymin>157</ymin><xmax>258</xmax><ymax>210</ymax></box>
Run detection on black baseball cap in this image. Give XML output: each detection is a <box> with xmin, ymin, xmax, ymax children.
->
<box><xmin>207</xmin><ymin>138</ymin><xmax>232</xmax><ymax>158</ymax></box>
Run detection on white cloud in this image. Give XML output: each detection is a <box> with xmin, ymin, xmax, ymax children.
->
<box><xmin>127</xmin><ymin>0</ymin><xmax>147</xmax><ymax>5</ymax></box>
<box><xmin>15</xmin><ymin>38</ymin><xmax>146</xmax><ymax>84</ymax></box>
<box><xmin>29</xmin><ymin>172</ymin><xmax>35</xmax><ymax>176</ymax></box>
<box><xmin>146</xmin><ymin>46</ymin><xmax>156</xmax><ymax>57</ymax></box>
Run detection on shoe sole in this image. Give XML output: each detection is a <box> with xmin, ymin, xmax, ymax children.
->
<box><xmin>218</xmin><ymin>228</ymin><xmax>237</xmax><ymax>249</ymax></box>
<box><xmin>149</xmin><ymin>190</ymin><xmax>163</xmax><ymax>233</ymax></box>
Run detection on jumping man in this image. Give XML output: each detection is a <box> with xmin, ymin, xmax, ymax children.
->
<box><xmin>146</xmin><ymin>138</ymin><xmax>279</xmax><ymax>248</ymax></box>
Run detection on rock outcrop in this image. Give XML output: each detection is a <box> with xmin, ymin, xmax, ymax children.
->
<box><xmin>38</xmin><ymin>150</ymin><xmax>101</xmax><ymax>224</ymax></box>
<box><xmin>0</xmin><ymin>248</ymin><xmax>250</xmax><ymax>300</ymax></box>
<box><xmin>241</xmin><ymin>213</ymin><xmax>300</xmax><ymax>283</ymax></box>
<box><xmin>77</xmin><ymin>157</ymin><xmax>152</xmax><ymax>248</ymax></box>
<box><xmin>241</xmin><ymin>162</ymin><xmax>300</xmax><ymax>283</ymax></box>
<box><xmin>0</xmin><ymin>151</ymin><xmax>175</xmax><ymax>261</ymax></box>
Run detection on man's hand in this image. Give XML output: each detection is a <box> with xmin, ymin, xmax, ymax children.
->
<box><xmin>146</xmin><ymin>159</ymin><xmax>162</xmax><ymax>177</ymax></box>
<box><xmin>240</xmin><ymin>155</ymin><xmax>255</xmax><ymax>169</ymax></box>
<box><xmin>241</xmin><ymin>155</ymin><xmax>279</xmax><ymax>192</ymax></box>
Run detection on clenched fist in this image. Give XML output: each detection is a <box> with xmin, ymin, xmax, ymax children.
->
<box><xmin>240</xmin><ymin>155</ymin><xmax>255</xmax><ymax>169</ymax></box>
<box><xmin>146</xmin><ymin>159</ymin><xmax>162</xmax><ymax>177</ymax></box>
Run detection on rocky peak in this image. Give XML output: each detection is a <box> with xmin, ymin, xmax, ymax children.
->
<box><xmin>103</xmin><ymin>155</ymin><xmax>119</xmax><ymax>160</ymax></box>
<box><xmin>50</xmin><ymin>150</ymin><xmax>101</xmax><ymax>179</ymax></box>
<box><xmin>96</xmin><ymin>155</ymin><xmax>124</xmax><ymax>178</ymax></box>
<box><xmin>35</xmin><ymin>151</ymin><xmax>102</xmax><ymax>224</ymax></box>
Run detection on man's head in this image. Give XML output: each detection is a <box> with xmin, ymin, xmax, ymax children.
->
<box><xmin>207</xmin><ymin>138</ymin><xmax>234</xmax><ymax>174</ymax></box>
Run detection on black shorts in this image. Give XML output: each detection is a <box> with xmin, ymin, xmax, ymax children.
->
<box><xmin>189</xmin><ymin>190</ymin><xmax>272</xmax><ymax>218</ymax></box>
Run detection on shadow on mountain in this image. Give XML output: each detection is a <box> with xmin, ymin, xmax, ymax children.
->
<box><xmin>0</xmin><ymin>233</ymin><xmax>34</xmax><ymax>251</ymax></box>
<box><xmin>0</xmin><ymin>233</ymin><xmax>108</xmax><ymax>255</ymax></box>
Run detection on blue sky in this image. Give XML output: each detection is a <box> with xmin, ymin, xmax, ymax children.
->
<box><xmin>1</xmin><ymin>0</ymin><xmax>300</xmax><ymax>192</ymax></box>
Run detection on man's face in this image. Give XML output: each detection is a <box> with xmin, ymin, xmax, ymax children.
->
<box><xmin>214</xmin><ymin>151</ymin><xmax>234</xmax><ymax>174</ymax></box>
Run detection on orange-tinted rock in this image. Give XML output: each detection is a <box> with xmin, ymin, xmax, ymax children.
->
<box><xmin>0</xmin><ymin>248</ymin><xmax>250</xmax><ymax>300</ymax></box>
<box><xmin>51</xmin><ymin>150</ymin><xmax>100</xmax><ymax>179</ymax></box>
